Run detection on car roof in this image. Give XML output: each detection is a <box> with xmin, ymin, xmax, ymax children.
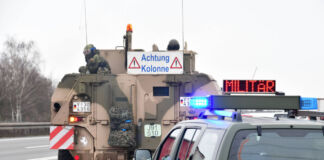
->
<box><xmin>177</xmin><ymin>119</ymin><xmax>233</xmax><ymax>129</ymax></box>
<box><xmin>178</xmin><ymin>116</ymin><xmax>324</xmax><ymax>129</ymax></box>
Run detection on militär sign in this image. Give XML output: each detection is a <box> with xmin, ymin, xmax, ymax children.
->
<box><xmin>223</xmin><ymin>80</ymin><xmax>276</xmax><ymax>93</ymax></box>
<box><xmin>127</xmin><ymin>52</ymin><xmax>183</xmax><ymax>74</ymax></box>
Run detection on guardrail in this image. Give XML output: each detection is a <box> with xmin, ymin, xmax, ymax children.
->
<box><xmin>0</xmin><ymin>122</ymin><xmax>50</xmax><ymax>127</ymax></box>
<box><xmin>0</xmin><ymin>122</ymin><xmax>51</xmax><ymax>137</ymax></box>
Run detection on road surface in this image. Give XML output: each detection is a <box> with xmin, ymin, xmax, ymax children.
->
<box><xmin>0</xmin><ymin>136</ymin><xmax>57</xmax><ymax>160</ymax></box>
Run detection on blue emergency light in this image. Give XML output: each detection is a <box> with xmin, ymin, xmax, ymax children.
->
<box><xmin>214</xmin><ymin>110</ymin><xmax>233</xmax><ymax>117</ymax></box>
<box><xmin>190</xmin><ymin>97</ymin><xmax>210</xmax><ymax>108</ymax></box>
<box><xmin>188</xmin><ymin>95</ymin><xmax>318</xmax><ymax>111</ymax></box>
<box><xmin>300</xmin><ymin>97</ymin><xmax>318</xmax><ymax>110</ymax></box>
<box><xmin>187</xmin><ymin>95</ymin><xmax>320</xmax><ymax>121</ymax></box>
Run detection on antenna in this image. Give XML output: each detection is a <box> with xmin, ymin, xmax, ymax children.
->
<box><xmin>83</xmin><ymin>0</ymin><xmax>88</xmax><ymax>45</ymax></box>
<box><xmin>252</xmin><ymin>66</ymin><xmax>258</xmax><ymax>79</ymax></box>
<box><xmin>181</xmin><ymin>0</ymin><xmax>185</xmax><ymax>51</ymax></box>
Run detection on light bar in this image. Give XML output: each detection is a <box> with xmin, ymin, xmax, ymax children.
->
<box><xmin>214</xmin><ymin>110</ymin><xmax>233</xmax><ymax>117</ymax></box>
<box><xmin>300</xmin><ymin>97</ymin><xmax>317</xmax><ymax>110</ymax></box>
<box><xmin>190</xmin><ymin>97</ymin><xmax>209</xmax><ymax>108</ymax></box>
<box><xmin>209</xmin><ymin>95</ymin><xmax>300</xmax><ymax>110</ymax></box>
<box><xmin>188</xmin><ymin>95</ymin><xmax>301</xmax><ymax>110</ymax></box>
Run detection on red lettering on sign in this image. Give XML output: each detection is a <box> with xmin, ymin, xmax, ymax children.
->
<box><xmin>235</xmin><ymin>80</ymin><xmax>239</xmax><ymax>92</ymax></box>
<box><xmin>233</xmin><ymin>80</ymin><xmax>236</xmax><ymax>92</ymax></box>
<box><xmin>266</xmin><ymin>80</ymin><xmax>275</xmax><ymax>92</ymax></box>
<box><xmin>223</xmin><ymin>80</ymin><xmax>276</xmax><ymax>93</ymax></box>
<box><xmin>237</xmin><ymin>80</ymin><xmax>244</xmax><ymax>92</ymax></box>
<box><xmin>257</xmin><ymin>81</ymin><xmax>266</xmax><ymax>92</ymax></box>
<box><xmin>225</xmin><ymin>80</ymin><xmax>234</xmax><ymax>92</ymax></box>
<box><xmin>249</xmin><ymin>80</ymin><xmax>256</xmax><ymax>92</ymax></box>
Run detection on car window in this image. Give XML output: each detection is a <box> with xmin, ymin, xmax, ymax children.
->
<box><xmin>228</xmin><ymin>129</ymin><xmax>324</xmax><ymax>160</ymax></box>
<box><xmin>192</xmin><ymin>129</ymin><xmax>224</xmax><ymax>160</ymax></box>
<box><xmin>177</xmin><ymin>129</ymin><xmax>201</xmax><ymax>160</ymax></box>
<box><xmin>158</xmin><ymin>128</ymin><xmax>181</xmax><ymax>160</ymax></box>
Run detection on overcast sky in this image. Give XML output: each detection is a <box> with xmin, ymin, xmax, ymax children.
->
<box><xmin>0</xmin><ymin>0</ymin><xmax>323</xmax><ymax>98</ymax></box>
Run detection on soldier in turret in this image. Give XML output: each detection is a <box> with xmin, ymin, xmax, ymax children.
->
<box><xmin>79</xmin><ymin>44</ymin><xmax>111</xmax><ymax>74</ymax></box>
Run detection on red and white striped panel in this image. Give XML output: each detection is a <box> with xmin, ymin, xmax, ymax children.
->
<box><xmin>50</xmin><ymin>126</ymin><xmax>74</xmax><ymax>150</ymax></box>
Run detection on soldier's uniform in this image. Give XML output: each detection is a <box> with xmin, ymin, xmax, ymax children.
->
<box><xmin>80</xmin><ymin>44</ymin><xmax>111</xmax><ymax>74</ymax></box>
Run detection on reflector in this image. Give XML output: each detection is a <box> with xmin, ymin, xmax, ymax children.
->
<box><xmin>74</xmin><ymin>155</ymin><xmax>80</xmax><ymax>160</ymax></box>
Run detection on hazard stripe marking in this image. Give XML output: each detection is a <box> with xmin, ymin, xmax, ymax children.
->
<box><xmin>50</xmin><ymin>126</ymin><xmax>63</xmax><ymax>140</ymax></box>
<box><xmin>51</xmin><ymin>128</ymin><xmax>74</xmax><ymax>149</ymax></box>
<box><xmin>59</xmin><ymin>135</ymin><xmax>74</xmax><ymax>149</ymax></box>
<box><xmin>67</xmin><ymin>143</ymin><xmax>74</xmax><ymax>150</ymax></box>
<box><xmin>50</xmin><ymin>127</ymin><xmax>70</xmax><ymax>148</ymax></box>
<box><xmin>49</xmin><ymin>126</ymin><xmax>74</xmax><ymax>150</ymax></box>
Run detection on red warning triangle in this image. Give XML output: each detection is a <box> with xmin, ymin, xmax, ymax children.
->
<box><xmin>128</xmin><ymin>57</ymin><xmax>140</xmax><ymax>69</ymax></box>
<box><xmin>170</xmin><ymin>57</ymin><xmax>182</xmax><ymax>69</ymax></box>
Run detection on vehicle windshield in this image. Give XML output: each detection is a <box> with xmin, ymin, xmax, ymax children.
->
<box><xmin>229</xmin><ymin>129</ymin><xmax>324</xmax><ymax>160</ymax></box>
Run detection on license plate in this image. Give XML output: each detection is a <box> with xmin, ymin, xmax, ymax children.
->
<box><xmin>73</xmin><ymin>102</ymin><xmax>91</xmax><ymax>112</ymax></box>
<box><xmin>144</xmin><ymin>124</ymin><xmax>161</xmax><ymax>137</ymax></box>
<box><xmin>180</xmin><ymin>97</ymin><xmax>191</xmax><ymax>107</ymax></box>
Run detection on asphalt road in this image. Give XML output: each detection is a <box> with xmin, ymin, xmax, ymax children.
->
<box><xmin>0</xmin><ymin>136</ymin><xmax>57</xmax><ymax>160</ymax></box>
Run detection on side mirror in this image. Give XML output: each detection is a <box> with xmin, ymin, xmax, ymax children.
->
<box><xmin>134</xmin><ymin>149</ymin><xmax>152</xmax><ymax>160</ymax></box>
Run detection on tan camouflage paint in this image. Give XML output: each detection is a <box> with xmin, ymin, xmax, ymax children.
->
<box><xmin>51</xmin><ymin>31</ymin><xmax>221</xmax><ymax>159</ymax></box>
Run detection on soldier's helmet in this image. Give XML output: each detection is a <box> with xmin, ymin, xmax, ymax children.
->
<box><xmin>83</xmin><ymin>44</ymin><xmax>96</xmax><ymax>56</ymax></box>
<box><xmin>167</xmin><ymin>39</ymin><xmax>180</xmax><ymax>51</ymax></box>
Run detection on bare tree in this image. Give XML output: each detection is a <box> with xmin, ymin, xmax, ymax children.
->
<box><xmin>0</xmin><ymin>38</ymin><xmax>53</xmax><ymax>122</ymax></box>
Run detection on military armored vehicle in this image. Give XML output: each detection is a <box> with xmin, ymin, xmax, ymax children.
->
<box><xmin>50</xmin><ymin>24</ymin><xmax>222</xmax><ymax>160</ymax></box>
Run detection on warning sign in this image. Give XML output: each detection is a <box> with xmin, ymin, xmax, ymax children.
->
<box><xmin>127</xmin><ymin>52</ymin><xmax>183</xmax><ymax>74</ymax></box>
<box><xmin>128</xmin><ymin>57</ymin><xmax>140</xmax><ymax>69</ymax></box>
<box><xmin>170</xmin><ymin>57</ymin><xmax>182</xmax><ymax>69</ymax></box>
